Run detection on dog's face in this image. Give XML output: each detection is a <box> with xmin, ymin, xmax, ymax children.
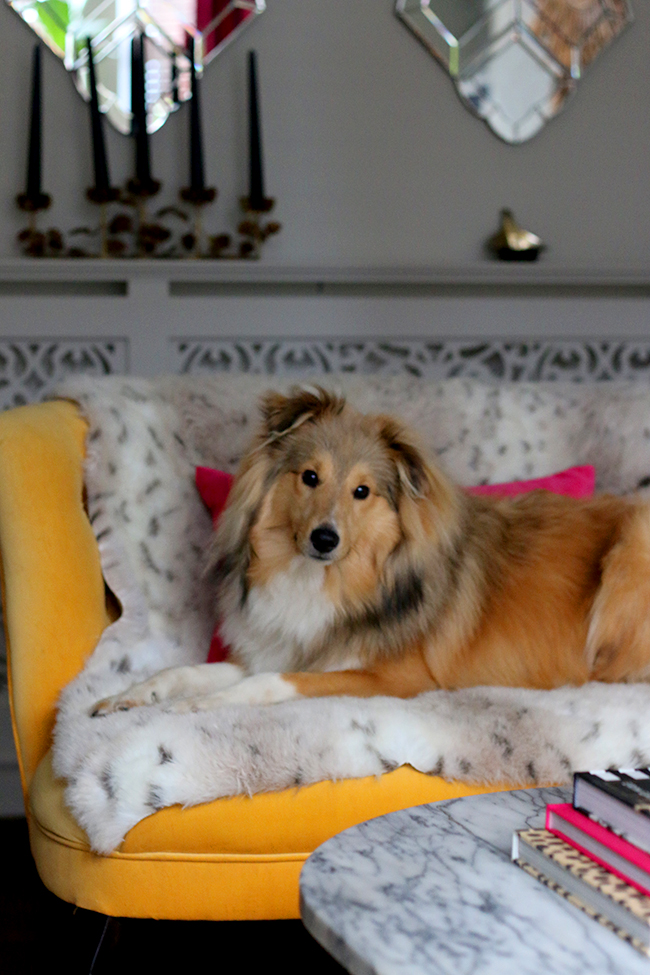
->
<box><xmin>213</xmin><ymin>387</ymin><xmax>459</xmax><ymax>608</ymax></box>
<box><xmin>251</xmin><ymin>409</ymin><xmax>403</xmax><ymax>576</ymax></box>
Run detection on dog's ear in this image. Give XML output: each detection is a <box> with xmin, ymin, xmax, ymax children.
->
<box><xmin>207</xmin><ymin>446</ymin><xmax>269</xmax><ymax>599</ymax></box>
<box><xmin>375</xmin><ymin>415</ymin><xmax>460</xmax><ymax>545</ymax></box>
<box><xmin>259</xmin><ymin>387</ymin><xmax>345</xmax><ymax>443</ymax></box>
<box><xmin>376</xmin><ymin>416</ymin><xmax>435</xmax><ymax>499</ymax></box>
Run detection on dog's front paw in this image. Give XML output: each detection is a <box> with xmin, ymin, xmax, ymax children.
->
<box><xmin>164</xmin><ymin>673</ymin><xmax>299</xmax><ymax>711</ymax></box>
<box><xmin>90</xmin><ymin>663</ymin><xmax>248</xmax><ymax>717</ymax></box>
<box><xmin>91</xmin><ymin>691</ymin><xmax>152</xmax><ymax>717</ymax></box>
<box><xmin>90</xmin><ymin>679</ymin><xmax>166</xmax><ymax>717</ymax></box>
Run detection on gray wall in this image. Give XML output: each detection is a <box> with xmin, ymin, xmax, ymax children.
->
<box><xmin>0</xmin><ymin>0</ymin><xmax>648</xmax><ymax>270</ymax></box>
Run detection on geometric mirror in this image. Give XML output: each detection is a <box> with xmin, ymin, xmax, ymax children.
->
<box><xmin>7</xmin><ymin>0</ymin><xmax>265</xmax><ymax>133</ymax></box>
<box><xmin>395</xmin><ymin>0</ymin><xmax>633</xmax><ymax>143</ymax></box>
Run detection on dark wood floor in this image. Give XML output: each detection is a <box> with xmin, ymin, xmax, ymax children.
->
<box><xmin>1</xmin><ymin>817</ymin><xmax>348</xmax><ymax>974</ymax></box>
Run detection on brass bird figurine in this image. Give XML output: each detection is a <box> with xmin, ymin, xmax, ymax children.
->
<box><xmin>487</xmin><ymin>209</ymin><xmax>545</xmax><ymax>261</ymax></box>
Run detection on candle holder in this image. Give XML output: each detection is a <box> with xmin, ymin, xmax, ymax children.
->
<box><xmin>180</xmin><ymin>185</ymin><xmax>217</xmax><ymax>257</ymax></box>
<box><xmin>86</xmin><ymin>186</ymin><xmax>120</xmax><ymax>257</ymax></box>
<box><xmin>15</xmin><ymin>186</ymin><xmax>282</xmax><ymax>259</ymax></box>
<box><xmin>14</xmin><ymin>44</ymin><xmax>282</xmax><ymax>260</ymax></box>
<box><xmin>16</xmin><ymin>191</ymin><xmax>51</xmax><ymax>213</ymax></box>
<box><xmin>238</xmin><ymin>195</ymin><xmax>281</xmax><ymax>258</ymax></box>
<box><xmin>124</xmin><ymin>177</ymin><xmax>163</xmax><ymax>256</ymax></box>
<box><xmin>16</xmin><ymin>191</ymin><xmax>55</xmax><ymax>257</ymax></box>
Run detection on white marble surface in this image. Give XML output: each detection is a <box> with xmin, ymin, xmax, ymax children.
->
<box><xmin>300</xmin><ymin>787</ymin><xmax>650</xmax><ymax>975</ymax></box>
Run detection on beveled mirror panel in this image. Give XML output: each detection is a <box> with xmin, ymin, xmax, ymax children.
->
<box><xmin>8</xmin><ymin>0</ymin><xmax>265</xmax><ymax>133</ymax></box>
<box><xmin>396</xmin><ymin>1</ymin><xmax>633</xmax><ymax>143</ymax></box>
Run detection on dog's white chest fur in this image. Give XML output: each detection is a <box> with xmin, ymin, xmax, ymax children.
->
<box><xmin>222</xmin><ymin>557</ymin><xmax>337</xmax><ymax>672</ymax></box>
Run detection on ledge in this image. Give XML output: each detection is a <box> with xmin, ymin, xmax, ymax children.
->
<box><xmin>1</xmin><ymin>259</ymin><xmax>650</xmax><ymax>292</ymax></box>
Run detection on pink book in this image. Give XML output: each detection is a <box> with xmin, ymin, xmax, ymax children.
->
<box><xmin>546</xmin><ymin>802</ymin><xmax>650</xmax><ymax>897</ymax></box>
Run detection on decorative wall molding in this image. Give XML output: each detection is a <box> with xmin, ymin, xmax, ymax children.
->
<box><xmin>0</xmin><ymin>339</ymin><xmax>129</xmax><ymax>410</ymax></box>
<box><xmin>172</xmin><ymin>339</ymin><xmax>650</xmax><ymax>383</ymax></box>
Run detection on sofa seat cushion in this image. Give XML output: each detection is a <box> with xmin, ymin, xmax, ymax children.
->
<box><xmin>29</xmin><ymin>750</ymin><xmax>513</xmax><ymax>919</ymax></box>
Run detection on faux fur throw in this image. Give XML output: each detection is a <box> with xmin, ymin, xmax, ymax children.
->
<box><xmin>52</xmin><ymin>374</ymin><xmax>650</xmax><ymax>853</ymax></box>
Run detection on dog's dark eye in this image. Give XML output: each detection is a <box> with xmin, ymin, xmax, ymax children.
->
<box><xmin>302</xmin><ymin>470</ymin><xmax>319</xmax><ymax>488</ymax></box>
<box><xmin>353</xmin><ymin>485</ymin><xmax>370</xmax><ymax>500</ymax></box>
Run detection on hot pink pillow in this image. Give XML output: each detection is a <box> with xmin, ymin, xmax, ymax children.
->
<box><xmin>195</xmin><ymin>463</ymin><xmax>595</xmax><ymax>662</ymax></box>
<box><xmin>195</xmin><ymin>466</ymin><xmax>234</xmax><ymax>525</ymax></box>
<box><xmin>466</xmin><ymin>465</ymin><xmax>595</xmax><ymax>499</ymax></box>
<box><xmin>196</xmin><ymin>467</ymin><xmax>234</xmax><ymax>662</ymax></box>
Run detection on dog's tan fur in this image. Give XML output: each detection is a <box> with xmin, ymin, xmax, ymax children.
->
<box><xmin>92</xmin><ymin>386</ymin><xmax>650</xmax><ymax>717</ymax></box>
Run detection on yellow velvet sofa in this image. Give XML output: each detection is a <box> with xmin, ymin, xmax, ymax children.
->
<box><xmin>0</xmin><ymin>399</ymin><xmax>509</xmax><ymax>921</ymax></box>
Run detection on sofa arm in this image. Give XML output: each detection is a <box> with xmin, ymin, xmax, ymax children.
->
<box><xmin>0</xmin><ymin>400</ymin><xmax>110</xmax><ymax>801</ymax></box>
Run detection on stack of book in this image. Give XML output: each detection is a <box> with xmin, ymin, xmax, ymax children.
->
<box><xmin>512</xmin><ymin>769</ymin><xmax>650</xmax><ymax>956</ymax></box>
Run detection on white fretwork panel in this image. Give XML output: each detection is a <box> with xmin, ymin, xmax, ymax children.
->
<box><xmin>0</xmin><ymin>339</ymin><xmax>129</xmax><ymax>411</ymax></box>
<box><xmin>171</xmin><ymin>339</ymin><xmax>650</xmax><ymax>382</ymax></box>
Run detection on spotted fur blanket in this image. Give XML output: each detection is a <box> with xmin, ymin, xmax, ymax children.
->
<box><xmin>52</xmin><ymin>374</ymin><xmax>650</xmax><ymax>853</ymax></box>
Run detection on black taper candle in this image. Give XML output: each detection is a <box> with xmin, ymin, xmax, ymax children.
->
<box><xmin>171</xmin><ymin>52</ymin><xmax>179</xmax><ymax>106</ymax></box>
<box><xmin>247</xmin><ymin>50</ymin><xmax>265</xmax><ymax>210</ymax></box>
<box><xmin>26</xmin><ymin>44</ymin><xmax>42</xmax><ymax>201</ymax></box>
<box><xmin>180</xmin><ymin>40</ymin><xmax>215</xmax><ymax>208</ymax></box>
<box><xmin>17</xmin><ymin>42</ymin><xmax>50</xmax><ymax>215</ymax></box>
<box><xmin>131</xmin><ymin>33</ymin><xmax>151</xmax><ymax>188</ymax></box>
<box><xmin>189</xmin><ymin>39</ymin><xmax>205</xmax><ymax>193</ymax></box>
<box><xmin>87</xmin><ymin>38</ymin><xmax>110</xmax><ymax>197</ymax></box>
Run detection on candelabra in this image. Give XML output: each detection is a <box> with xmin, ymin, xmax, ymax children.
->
<box><xmin>15</xmin><ymin>42</ymin><xmax>281</xmax><ymax>260</ymax></box>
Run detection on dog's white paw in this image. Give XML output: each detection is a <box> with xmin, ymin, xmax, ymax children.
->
<box><xmin>164</xmin><ymin>673</ymin><xmax>299</xmax><ymax>712</ymax></box>
<box><xmin>91</xmin><ymin>690</ymin><xmax>154</xmax><ymax>717</ymax></box>
<box><xmin>90</xmin><ymin>662</ymin><xmax>246</xmax><ymax>717</ymax></box>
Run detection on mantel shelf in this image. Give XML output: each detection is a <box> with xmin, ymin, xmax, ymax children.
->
<box><xmin>1</xmin><ymin>259</ymin><xmax>650</xmax><ymax>291</ymax></box>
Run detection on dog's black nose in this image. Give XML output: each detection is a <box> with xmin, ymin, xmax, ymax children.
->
<box><xmin>310</xmin><ymin>525</ymin><xmax>340</xmax><ymax>555</ymax></box>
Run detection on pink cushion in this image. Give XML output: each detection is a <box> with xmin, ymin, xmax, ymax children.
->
<box><xmin>195</xmin><ymin>466</ymin><xmax>234</xmax><ymax>524</ymax></box>
<box><xmin>195</xmin><ymin>463</ymin><xmax>596</xmax><ymax>662</ymax></box>
<box><xmin>196</xmin><ymin>467</ymin><xmax>234</xmax><ymax>662</ymax></box>
<box><xmin>467</xmin><ymin>465</ymin><xmax>595</xmax><ymax>499</ymax></box>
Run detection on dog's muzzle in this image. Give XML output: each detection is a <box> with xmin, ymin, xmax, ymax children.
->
<box><xmin>309</xmin><ymin>524</ymin><xmax>340</xmax><ymax>558</ymax></box>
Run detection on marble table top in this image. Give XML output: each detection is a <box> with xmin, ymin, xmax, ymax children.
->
<box><xmin>300</xmin><ymin>786</ymin><xmax>650</xmax><ymax>975</ymax></box>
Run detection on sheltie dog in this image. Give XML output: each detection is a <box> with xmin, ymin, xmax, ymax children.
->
<box><xmin>93</xmin><ymin>386</ymin><xmax>650</xmax><ymax>717</ymax></box>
